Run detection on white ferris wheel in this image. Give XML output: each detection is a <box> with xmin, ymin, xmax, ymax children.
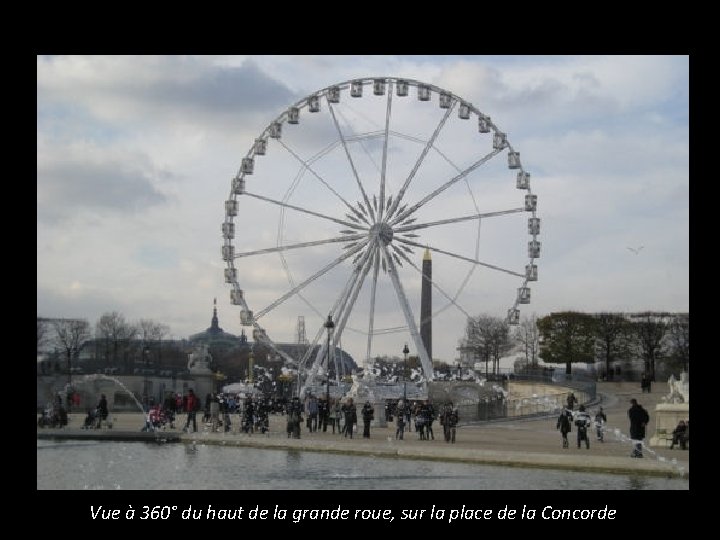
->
<box><xmin>222</xmin><ymin>77</ymin><xmax>540</xmax><ymax>392</ymax></box>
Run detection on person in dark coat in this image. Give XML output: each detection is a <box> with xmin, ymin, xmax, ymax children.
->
<box><xmin>361</xmin><ymin>401</ymin><xmax>374</xmax><ymax>438</ymax></box>
<box><xmin>670</xmin><ymin>420</ymin><xmax>688</xmax><ymax>450</ymax></box>
<box><xmin>556</xmin><ymin>407</ymin><xmax>573</xmax><ymax>448</ymax></box>
<box><xmin>628</xmin><ymin>398</ymin><xmax>650</xmax><ymax>457</ymax></box>
<box><xmin>96</xmin><ymin>394</ymin><xmax>108</xmax><ymax>428</ymax></box>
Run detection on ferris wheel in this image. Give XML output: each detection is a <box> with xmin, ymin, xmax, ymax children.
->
<box><xmin>222</xmin><ymin>77</ymin><xmax>540</xmax><ymax>390</ymax></box>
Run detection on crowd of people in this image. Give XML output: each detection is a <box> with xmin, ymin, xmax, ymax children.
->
<box><xmin>40</xmin><ymin>386</ymin><xmax>684</xmax><ymax>461</ymax></box>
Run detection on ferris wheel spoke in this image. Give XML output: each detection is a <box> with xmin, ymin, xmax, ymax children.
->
<box><xmin>394</xmin><ymin>207</ymin><xmax>525</xmax><ymax>234</ymax></box>
<box><xmin>303</xmin><ymin>243</ymin><xmax>379</xmax><ymax>392</ymax></box>
<box><xmin>392</xmin><ymin>245</ymin><xmax>473</xmax><ymax>320</ymax></box>
<box><xmin>390</xmin><ymin>147</ymin><xmax>503</xmax><ymax>226</ymax></box>
<box><xmin>365</xmin><ymin>245</ymin><xmax>382</xmax><ymax>363</ymax></box>
<box><xmin>327</xmin><ymin>101</ymin><xmax>377</xmax><ymax>223</ymax></box>
<box><xmin>254</xmin><ymin>240</ymin><xmax>368</xmax><ymax>320</ymax></box>
<box><xmin>245</xmin><ymin>192</ymin><xmax>367</xmax><ymax>232</ymax></box>
<box><xmin>386</xmin><ymin>102</ymin><xmax>456</xmax><ymax>222</ymax></box>
<box><xmin>381</xmin><ymin>244</ymin><xmax>434</xmax><ymax>379</ymax></box>
<box><xmin>333</xmin><ymin>247</ymin><xmax>375</xmax><ymax>371</ymax></box>
<box><xmin>326</xmin><ymin>101</ymin><xmax>375</xmax><ymax>220</ymax></box>
<box><xmin>235</xmin><ymin>233</ymin><xmax>365</xmax><ymax>259</ymax></box>
<box><xmin>378</xmin><ymin>86</ymin><xmax>393</xmax><ymax>221</ymax></box>
<box><xmin>277</xmin><ymin>139</ymin><xmax>369</xmax><ymax>224</ymax></box>
<box><xmin>394</xmin><ymin>237</ymin><xmax>525</xmax><ymax>278</ymax></box>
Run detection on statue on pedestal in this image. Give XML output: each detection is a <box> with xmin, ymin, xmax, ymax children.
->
<box><xmin>187</xmin><ymin>344</ymin><xmax>213</xmax><ymax>374</ymax></box>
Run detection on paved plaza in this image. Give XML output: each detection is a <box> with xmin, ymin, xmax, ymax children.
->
<box><xmin>42</xmin><ymin>381</ymin><xmax>689</xmax><ymax>479</ymax></box>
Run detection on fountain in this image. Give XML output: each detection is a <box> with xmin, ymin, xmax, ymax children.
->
<box><xmin>79</xmin><ymin>374</ymin><xmax>152</xmax><ymax>431</ymax></box>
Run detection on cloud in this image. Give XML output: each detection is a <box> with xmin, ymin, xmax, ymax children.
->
<box><xmin>37</xmin><ymin>138</ymin><xmax>170</xmax><ymax>223</ymax></box>
<box><xmin>38</xmin><ymin>56</ymin><xmax>295</xmax><ymax>133</ymax></box>
<box><xmin>36</xmin><ymin>55</ymin><xmax>689</xmax><ymax>366</ymax></box>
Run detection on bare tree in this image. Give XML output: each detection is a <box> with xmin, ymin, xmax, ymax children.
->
<box><xmin>593</xmin><ymin>312</ymin><xmax>633</xmax><ymax>380</ymax></box>
<box><xmin>667</xmin><ymin>313</ymin><xmax>689</xmax><ymax>373</ymax></box>
<box><xmin>138</xmin><ymin>319</ymin><xmax>170</xmax><ymax>366</ymax></box>
<box><xmin>464</xmin><ymin>315</ymin><xmax>512</xmax><ymax>378</ymax></box>
<box><xmin>95</xmin><ymin>312</ymin><xmax>137</xmax><ymax>372</ymax></box>
<box><xmin>631</xmin><ymin>312</ymin><xmax>669</xmax><ymax>382</ymax></box>
<box><xmin>52</xmin><ymin>318</ymin><xmax>91</xmax><ymax>383</ymax></box>
<box><xmin>37</xmin><ymin>318</ymin><xmax>48</xmax><ymax>356</ymax></box>
<box><xmin>515</xmin><ymin>314</ymin><xmax>540</xmax><ymax>367</ymax></box>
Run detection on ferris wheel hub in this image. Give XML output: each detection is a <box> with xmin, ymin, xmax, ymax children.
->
<box><xmin>369</xmin><ymin>222</ymin><xmax>394</xmax><ymax>245</ymax></box>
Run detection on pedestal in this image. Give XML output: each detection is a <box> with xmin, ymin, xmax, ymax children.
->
<box><xmin>649</xmin><ymin>403</ymin><xmax>690</xmax><ymax>447</ymax></box>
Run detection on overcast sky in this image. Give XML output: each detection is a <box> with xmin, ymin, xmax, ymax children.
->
<box><xmin>37</xmin><ymin>55</ymin><xmax>689</xmax><ymax>366</ymax></box>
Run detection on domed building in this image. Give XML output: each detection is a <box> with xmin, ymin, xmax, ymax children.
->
<box><xmin>189</xmin><ymin>298</ymin><xmax>249</xmax><ymax>349</ymax></box>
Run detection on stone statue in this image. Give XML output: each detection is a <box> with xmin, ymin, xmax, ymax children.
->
<box><xmin>663</xmin><ymin>372</ymin><xmax>690</xmax><ymax>404</ymax></box>
<box><xmin>187</xmin><ymin>344</ymin><xmax>212</xmax><ymax>374</ymax></box>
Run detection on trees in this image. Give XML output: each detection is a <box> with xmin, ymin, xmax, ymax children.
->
<box><xmin>138</xmin><ymin>319</ymin><xmax>170</xmax><ymax>366</ymax></box>
<box><xmin>631</xmin><ymin>312</ymin><xmax>669</xmax><ymax>381</ymax></box>
<box><xmin>52</xmin><ymin>318</ymin><xmax>91</xmax><ymax>382</ymax></box>
<box><xmin>593</xmin><ymin>312</ymin><xmax>633</xmax><ymax>380</ymax></box>
<box><xmin>515</xmin><ymin>314</ymin><xmax>540</xmax><ymax>367</ymax></box>
<box><xmin>463</xmin><ymin>315</ymin><xmax>512</xmax><ymax>377</ymax></box>
<box><xmin>37</xmin><ymin>318</ymin><xmax>48</xmax><ymax>356</ymax></box>
<box><xmin>667</xmin><ymin>313</ymin><xmax>689</xmax><ymax>373</ymax></box>
<box><xmin>538</xmin><ymin>312</ymin><xmax>596</xmax><ymax>375</ymax></box>
<box><xmin>95</xmin><ymin>312</ymin><xmax>137</xmax><ymax>372</ymax></box>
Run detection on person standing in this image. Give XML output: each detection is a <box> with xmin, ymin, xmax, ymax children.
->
<box><xmin>442</xmin><ymin>403</ymin><xmax>459</xmax><ymax>444</ymax></box>
<box><xmin>628</xmin><ymin>398</ymin><xmax>650</xmax><ymax>458</ymax></box>
<box><xmin>343</xmin><ymin>398</ymin><xmax>357</xmax><ymax>439</ymax></box>
<box><xmin>425</xmin><ymin>399</ymin><xmax>436</xmax><ymax>441</ymax></box>
<box><xmin>183</xmin><ymin>389</ymin><xmax>200</xmax><ymax>433</ymax></box>
<box><xmin>332</xmin><ymin>399</ymin><xmax>342</xmax><ymax>435</ymax></box>
<box><xmin>361</xmin><ymin>401</ymin><xmax>374</xmax><ymax>438</ymax></box>
<box><xmin>307</xmin><ymin>395</ymin><xmax>319</xmax><ymax>433</ymax></box>
<box><xmin>556</xmin><ymin>407</ymin><xmax>573</xmax><ymax>449</ymax></box>
<box><xmin>395</xmin><ymin>400</ymin><xmax>406</xmax><ymax>440</ymax></box>
<box><xmin>96</xmin><ymin>394</ymin><xmax>108</xmax><ymax>429</ymax></box>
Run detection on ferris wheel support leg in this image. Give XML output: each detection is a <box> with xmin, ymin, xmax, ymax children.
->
<box><xmin>382</xmin><ymin>246</ymin><xmax>434</xmax><ymax>381</ymax></box>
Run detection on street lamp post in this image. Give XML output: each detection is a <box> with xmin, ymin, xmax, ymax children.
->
<box><xmin>403</xmin><ymin>343</ymin><xmax>409</xmax><ymax>401</ymax></box>
<box><xmin>324</xmin><ymin>314</ymin><xmax>335</xmax><ymax>404</ymax></box>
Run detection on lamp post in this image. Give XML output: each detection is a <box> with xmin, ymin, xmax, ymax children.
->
<box><xmin>403</xmin><ymin>343</ymin><xmax>409</xmax><ymax>401</ymax></box>
<box><xmin>324</xmin><ymin>314</ymin><xmax>335</xmax><ymax>404</ymax></box>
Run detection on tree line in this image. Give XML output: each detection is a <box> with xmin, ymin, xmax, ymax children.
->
<box><xmin>460</xmin><ymin>311</ymin><xmax>688</xmax><ymax>380</ymax></box>
<box><xmin>37</xmin><ymin>312</ymin><xmax>171</xmax><ymax>378</ymax></box>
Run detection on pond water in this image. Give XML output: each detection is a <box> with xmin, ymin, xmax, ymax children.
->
<box><xmin>37</xmin><ymin>440</ymin><xmax>688</xmax><ymax>490</ymax></box>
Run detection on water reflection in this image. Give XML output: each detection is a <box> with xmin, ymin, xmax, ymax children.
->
<box><xmin>37</xmin><ymin>440</ymin><xmax>688</xmax><ymax>491</ymax></box>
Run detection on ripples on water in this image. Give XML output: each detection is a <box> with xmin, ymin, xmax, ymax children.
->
<box><xmin>37</xmin><ymin>440</ymin><xmax>688</xmax><ymax>490</ymax></box>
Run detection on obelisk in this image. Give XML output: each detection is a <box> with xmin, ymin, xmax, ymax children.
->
<box><xmin>420</xmin><ymin>247</ymin><xmax>432</xmax><ymax>361</ymax></box>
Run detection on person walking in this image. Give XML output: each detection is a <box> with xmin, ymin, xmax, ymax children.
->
<box><xmin>628</xmin><ymin>398</ymin><xmax>650</xmax><ymax>458</ymax></box>
<box><xmin>594</xmin><ymin>407</ymin><xmax>607</xmax><ymax>442</ymax></box>
<box><xmin>343</xmin><ymin>398</ymin><xmax>357</xmax><ymax>439</ymax></box>
<box><xmin>566</xmin><ymin>392</ymin><xmax>578</xmax><ymax>411</ymax></box>
<box><xmin>361</xmin><ymin>401</ymin><xmax>374</xmax><ymax>438</ymax></box>
<box><xmin>556</xmin><ymin>407</ymin><xmax>573</xmax><ymax>449</ymax></box>
<box><xmin>574</xmin><ymin>404</ymin><xmax>591</xmax><ymax>449</ymax></box>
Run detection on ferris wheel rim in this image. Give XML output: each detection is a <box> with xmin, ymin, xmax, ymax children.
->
<box><xmin>222</xmin><ymin>76</ymin><xmax>540</xmax><ymax>384</ymax></box>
